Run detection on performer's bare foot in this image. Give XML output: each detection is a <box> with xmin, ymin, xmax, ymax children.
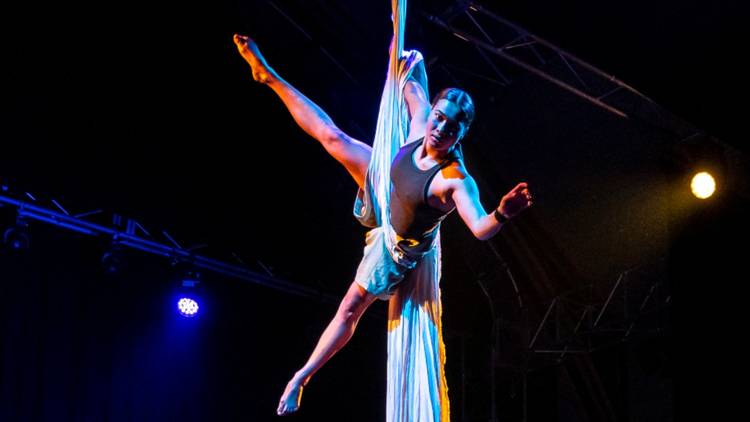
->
<box><xmin>233</xmin><ymin>34</ymin><xmax>277</xmax><ymax>84</ymax></box>
<box><xmin>276</xmin><ymin>375</ymin><xmax>306</xmax><ymax>416</ymax></box>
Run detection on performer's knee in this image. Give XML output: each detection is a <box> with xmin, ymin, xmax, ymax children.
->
<box><xmin>336</xmin><ymin>286</ymin><xmax>368</xmax><ymax>323</ymax></box>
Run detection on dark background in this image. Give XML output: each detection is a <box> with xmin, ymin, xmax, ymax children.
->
<box><xmin>2</xmin><ymin>1</ymin><xmax>748</xmax><ymax>420</ymax></box>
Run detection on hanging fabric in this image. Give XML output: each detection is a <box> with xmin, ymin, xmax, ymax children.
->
<box><xmin>352</xmin><ymin>1</ymin><xmax>451</xmax><ymax>420</ymax></box>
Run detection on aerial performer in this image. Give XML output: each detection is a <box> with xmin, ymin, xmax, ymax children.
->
<box><xmin>233</xmin><ymin>1</ymin><xmax>533</xmax><ymax>419</ymax></box>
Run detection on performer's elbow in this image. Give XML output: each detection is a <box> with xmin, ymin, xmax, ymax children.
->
<box><xmin>473</xmin><ymin>227</ymin><xmax>492</xmax><ymax>241</ymax></box>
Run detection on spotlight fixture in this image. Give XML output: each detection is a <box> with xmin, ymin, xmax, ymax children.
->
<box><xmin>690</xmin><ymin>171</ymin><xmax>716</xmax><ymax>200</ymax></box>
<box><xmin>3</xmin><ymin>217</ymin><xmax>30</xmax><ymax>251</ymax></box>
<box><xmin>175</xmin><ymin>268</ymin><xmax>202</xmax><ymax>318</ymax></box>
<box><xmin>671</xmin><ymin>133</ymin><xmax>727</xmax><ymax>201</ymax></box>
<box><xmin>177</xmin><ymin>296</ymin><xmax>200</xmax><ymax>318</ymax></box>
<box><xmin>101</xmin><ymin>241</ymin><xmax>125</xmax><ymax>274</ymax></box>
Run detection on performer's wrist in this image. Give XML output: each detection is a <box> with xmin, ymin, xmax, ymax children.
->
<box><xmin>493</xmin><ymin>208</ymin><xmax>509</xmax><ymax>224</ymax></box>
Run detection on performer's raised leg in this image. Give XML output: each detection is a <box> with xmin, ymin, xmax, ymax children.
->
<box><xmin>233</xmin><ymin>34</ymin><xmax>372</xmax><ymax>189</ymax></box>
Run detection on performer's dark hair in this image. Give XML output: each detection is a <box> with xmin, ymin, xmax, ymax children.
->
<box><xmin>432</xmin><ymin>88</ymin><xmax>475</xmax><ymax>130</ymax></box>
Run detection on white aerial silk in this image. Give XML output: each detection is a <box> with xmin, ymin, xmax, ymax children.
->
<box><xmin>353</xmin><ymin>1</ymin><xmax>451</xmax><ymax>420</ymax></box>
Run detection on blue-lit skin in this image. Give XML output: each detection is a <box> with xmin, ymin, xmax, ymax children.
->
<box><xmin>177</xmin><ymin>297</ymin><xmax>199</xmax><ymax>317</ymax></box>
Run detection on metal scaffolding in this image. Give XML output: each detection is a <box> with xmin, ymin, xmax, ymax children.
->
<box><xmin>0</xmin><ymin>192</ymin><xmax>340</xmax><ymax>305</ymax></box>
<box><xmin>527</xmin><ymin>261</ymin><xmax>670</xmax><ymax>361</ymax></box>
<box><xmin>420</xmin><ymin>1</ymin><xmax>699</xmax><ymax>140</ymax></box>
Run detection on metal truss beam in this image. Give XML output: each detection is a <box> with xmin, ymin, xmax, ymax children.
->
<box><xmin>527</xmin><ymin>263</ymin><xmax>670</xmax><ymax>362</ymax></box>
<box><xmin>0</xmin><ymin>193</ymin><xmax>339</xmax><ymax>305</ymax></box>
<box><xmin>420</xmin><ymin>1</ymin><xmax>699</xmax><ymax>139</ymax></box>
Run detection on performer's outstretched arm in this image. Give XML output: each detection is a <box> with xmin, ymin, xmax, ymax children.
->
<box><xmin>451</xmin><ymin>174</ymin><xmax>533</xmax><ymax>240</ymax></box>
<box><xmin>233</xmin><ymin>34</ymin><xmax>372</xmax><ymax>188</ymax></box>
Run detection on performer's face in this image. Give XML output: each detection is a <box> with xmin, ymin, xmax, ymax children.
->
<box><xmin>425</xmin><ymin>99</ymin><xmax>464</xmax><ymax>154</ymax></box>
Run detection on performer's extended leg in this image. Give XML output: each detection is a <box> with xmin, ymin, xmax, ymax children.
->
<box><xmin>233</xmin><ymin>34</ymin><xmax>371</xmax><ymax>189</ymax></box>
<box><xmin>277</xmin><ymin>281</ymin><xmax>378</xmax><ymax>415</ymax></box>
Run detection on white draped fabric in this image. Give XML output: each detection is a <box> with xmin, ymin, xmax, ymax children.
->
<box><xmin>353</xmin><ymin>1</ymin><xmax>450</xmax><ymax>420</ymax></box>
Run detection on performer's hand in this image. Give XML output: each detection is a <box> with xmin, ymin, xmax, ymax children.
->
<box><xmin>498</xmin><ymin>182</ymin><xmax>533</xmax><ymax>220</ymax></box>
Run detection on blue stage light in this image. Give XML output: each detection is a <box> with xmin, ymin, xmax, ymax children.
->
<box><xmin>177</xmin><ymin>297</ymin><xmax>200</xmax><ymax>317</ymax></box>
<box><xmin>174</xmin><ymin>269</ymin><xmax>202</xmax><ymax>318</ymax></box>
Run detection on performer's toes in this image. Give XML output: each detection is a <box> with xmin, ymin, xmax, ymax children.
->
<box><xmin>277</xmin><ymin>380</ymin><xmax>303</xmax><ymax>416</ymax></box>
<box><xmin>232</xmin><ymin>34</ymin><xmax>274</xmax><ymax>84</ymax></box>
<box><xmin>276</xmin><ymin>402</ymin><xmax>296</xmax><ymax>416</ymax></box>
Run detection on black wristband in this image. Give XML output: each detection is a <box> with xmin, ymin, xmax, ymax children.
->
<box><xmin>493</xmin><ymin>208</ymin><xmax>508</xmax><ymax>224</ymax></box>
